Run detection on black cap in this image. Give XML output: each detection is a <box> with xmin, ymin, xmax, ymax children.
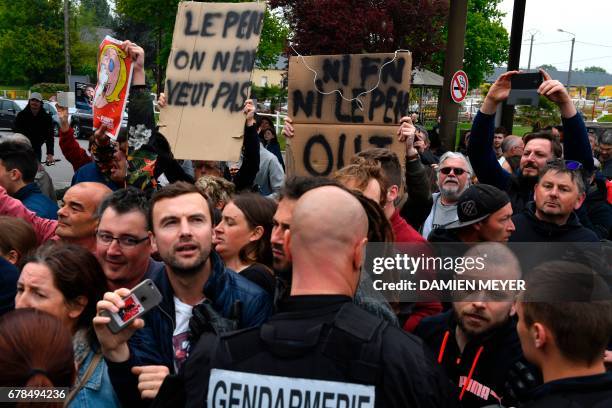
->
<box><xmin>444</xmin><ymin>184</ymin><xmax>510</xmax><ymax>229</ymax></box>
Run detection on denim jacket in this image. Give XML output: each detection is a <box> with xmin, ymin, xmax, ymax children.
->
<box><xmin>68</xmin><ymin>349</ymin><xmax>120</xmax><ymax>407</ymax></box>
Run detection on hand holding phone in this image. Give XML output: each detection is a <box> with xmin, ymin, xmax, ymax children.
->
<box><xmin>103</xmin><ymin>279</ymin><xmax>162</xmax><ymax>334</ymax></box>
<box><xmin>508</xmin><ymin>72</ymin><xmax>543</xmax><ymax>106</ymax></box>
<box><xmin>93</xmin><ymin>280</ymin><xmax>162</xmax><ymax>362</ymax></box>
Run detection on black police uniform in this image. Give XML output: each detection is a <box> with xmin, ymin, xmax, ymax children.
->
<box><xmin>153</xmin><ymin>295</ymin><xmax>455</xmax><ymax>408</ymax></box>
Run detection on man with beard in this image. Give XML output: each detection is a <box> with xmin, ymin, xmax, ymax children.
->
<box><xmin>94</xmin><ymin>182</ymin><xmax>272</xmax><ymax>406</ymax></box>
<box><xmin>154</xmin><ymin>186</ymin><xmax>453</xmax><ymax>408</ymax></box>
<box><xmin>510</xmin><ymin>159</ymin><xmax>598</xmax><ymax>242</ymax></box>
<box><xmin>468</xmin><ymin>69</ymin><xmax>594</xmax><ymax>213</ymax></box>
<box><xmin>422</xmin><ymin>152</ymin><xmax>473</xmax><ymax>239</ymax></box>
<box><xmin>415</xmin><ymin>243</ymin><xmax>532</xmax><ymax>407</ymax></box>
<box><xmin>493</xmin><ymin>127</ymin><xmax>507</xmax><ymax>159</ymax></box>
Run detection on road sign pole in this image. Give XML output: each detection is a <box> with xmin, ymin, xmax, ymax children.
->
<box><xmin>439</xmin><ymin>0</ymin><xmax>468</xmax><ymax>151</ymax></box>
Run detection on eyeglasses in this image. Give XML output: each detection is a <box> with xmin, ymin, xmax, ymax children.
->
<box><xmin>439</xmin><ymin>167</ymin><xmax>468</xmax><ymax>176</ymax></box>
<box><xmin>547</xmin><ymin>159</ymin><xmax>583</xmax><ymax>171</ymax></box>
<box><xmin>96</xmin><ymin>232</ymin><xmax>149</xmax><ymax>248</ymax></box>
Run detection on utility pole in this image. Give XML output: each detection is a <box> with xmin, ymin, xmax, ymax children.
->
<box><xmin>64</xmin><ymin>0</ymin><xmax>71</xmax><ymax>85</ymax></box>
<box><xmin>558</xmin><ymin>29</ymin><xmax>576</xmax><ymax>88</ymax></box>
<box><xmin>567</xmin><ymin>36</ymin><xmax>576</xmax><ymax>87</ymax></box>
<box><xmin>438</xmin><ymin>0</ymin><xmax>468</xmax><ymax>151</ymax></box>
<box><xmin>500</xmin><ymin>0</ymin><xmax>526</xmax><ymax>133</ymax></box>
<box><xmin>526</xmin><ymin>29</ymin><xmax>539</xmax><ymax>70</ymax></box>
<box><xmin>527</xmin><ymin>34</ymin><xmax>534</xmax><ymax>70</ymax></box>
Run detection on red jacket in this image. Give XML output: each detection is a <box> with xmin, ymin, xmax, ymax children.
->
<box><xmin>58</xmin><ymin>128</ymin><xmax>92</xmax><ymax>171</ymax></box>
<box><xmin>390</xmin><ymin>210</ymin><xmax>443</xmax><ymax>332</ymax></box>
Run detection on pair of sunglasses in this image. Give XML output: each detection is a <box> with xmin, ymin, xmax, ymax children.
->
<box><xmin>439</xmin><ymin>167</ymin><xmax>468</xmax><ymax>176</ymax></box>
<box><xmin>547</xmin><ymin>159</ymin><xmax>583</xmax><ymax>171</ymax></box>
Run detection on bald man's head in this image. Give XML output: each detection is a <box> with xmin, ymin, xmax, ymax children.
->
<box><xmin>56</xmin><ymin>182</ymin><xmax>112</xmax><ymax>240</ymax></box>
<box><xmin>287</xmin><ymin>186</ymin><xmax>368</xmax><ymax>295</ymax></box>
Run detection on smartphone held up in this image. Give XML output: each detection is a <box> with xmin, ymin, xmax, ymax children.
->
<box><xmin>102</xmin><ymin>279</ymin><xmax>162</xmax><ymax>334</ymax></box>
<box><xmin>508</xmin><ymin>72</ymin><xmax>544</xmax><ymax>106</ymax></box>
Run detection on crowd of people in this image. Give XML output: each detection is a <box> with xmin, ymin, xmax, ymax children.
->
<box><xmin>0</xmin><ymin>40</ymin><xmax>611</xmax><ymax>408</ymax></box>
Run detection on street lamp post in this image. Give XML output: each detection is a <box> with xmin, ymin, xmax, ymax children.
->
<box><xmin>557</xmin><ymin>29</ymin><xmax>576</xmax><ymax>88</ymax></box>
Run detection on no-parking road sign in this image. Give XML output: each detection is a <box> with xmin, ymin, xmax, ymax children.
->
<box><xmin>450</xmin><ymin>70</ymin><xmax>469</xmax><ymax>103</ymax></box>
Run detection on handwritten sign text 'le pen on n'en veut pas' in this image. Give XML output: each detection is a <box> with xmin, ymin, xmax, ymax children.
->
<box><xmin>287</xmin><ymin>52</ymin><xmax>412</xmax><ymax>176</ymax></box>
<box><xmin>160</xmin><ymin>1</ymin><xmax>265</xmax><ymax>161</ymax></box>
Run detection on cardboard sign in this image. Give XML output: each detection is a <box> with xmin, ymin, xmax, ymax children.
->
<box><xmin>207</xmin><ymin>369</ymin><xmax>375</xmax><ymax>408</ymax></box>
<box><xmin>291</xmin><ymin>123</ymin><xmax>406</xmax><ymax>176</ymax></box>
<box><xmin>288</xmin><ymin>52</ymin><xmax>412</xmax><ymax>176</ymax></box>
<box><xmin>93</xmin><ymin>36</ymin><xmax>133</xmax><ymax>139</ymax></box>
<box><xmin>159</xmin><ymin>1</ymin><xmax>265</xmax><ymax>161</ymax></box>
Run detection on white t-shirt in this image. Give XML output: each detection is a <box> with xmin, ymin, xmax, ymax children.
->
<box><xmin>172</xmin><ymin>297</ymin><xmax>193</xmax><ymax>372</ymax></box>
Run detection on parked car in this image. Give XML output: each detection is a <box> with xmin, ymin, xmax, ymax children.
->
<box><xmin>69</xmin><ymin>106</ymin><xmax>128</xmax><ymax>139</ymax></box>
<box><xmin>70</xmin><ymin>107</ymin><xmax>95</xmax><ymax>139</ymax></box>
<box><xmin>0</xmin><ymin>98</ymin><xmax>22</xmax><ymax>129</ymax></box>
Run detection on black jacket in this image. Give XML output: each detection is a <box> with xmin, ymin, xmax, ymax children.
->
<box><xmin>521</xmin><ymin>372</ymin><xmax>612</xmax><ymax>408</ymax></box>
<box><xmin>579</xmin><ymin>179</ymin><xmax>612</xmax><ymax>240</ymax></box>
<box><xmin>510</xmin><ymin>202</ymin><xmax>599</xmax><ymax>242</ymax></box>
<box><xmin>13</xmin><ymin>105</ymin><xmax>54</xmax><ymax>160</ymax></box>
<box><xmin>154</xmin><ymin>296</ymin><xmax>455</xmax><ymax>408</ymax></box>
<box><xmin>415</xmin><ymin>310</ymin><xmax>531</xmax><ymax>408</ymax></box>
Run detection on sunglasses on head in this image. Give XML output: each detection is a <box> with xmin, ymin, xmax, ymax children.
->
<box><xmin>547</xmin><ymin>159</ymin><xmax>583</xmax><ymax>171</ymax></box>
<box><xmin>439</xmin><ymin>167</ymin><xmax>468</xmax><ymax>176</ymax></box>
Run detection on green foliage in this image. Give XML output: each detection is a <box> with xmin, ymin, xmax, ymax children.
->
<box><xmin>429</xmin><ymin>0</ymin><xmax>509</xmax><ymax>87</ymax></box>
<box><xmin>114</xmin><ymin>0</ymin><xmax>289</xmax><ymax>89</ymax></box>
<box><xmin>514</xmin><ymin>96</ymin><xmax>561</xmax><ymax>130</ymax></box>
<box><xmin>537</xmin><ymin>64</ymin><xmax>557</xmax><ymax>71</ymax></box>
<box><xmin>583</xmin><ymin>66</ymin><xmax>607</xmax><ymax>73</ymax></box>
<box><xmin>30</xmin><ymin>82</ymin><xmax>69</xmax><ymax>98</ymax></box>
<box><xmin>462</xmin><ymin>0</ymin><xmax>509</xmax><ymax>87</ymax></box>
<box><xmin>79</xmin><ymin>0</ymin><xmax>114</xmax><ymax>27</ymax></box>
<box><xmin>257</xmin><ymin>10</ymin><xmax>290</xmax><ymax>69</ymax></box>
<box><xmin>0</xmin><ymin>0</ymin><xmax>65</xmax><ymax>84</ymax></box>
<box><xmin>251</xmin><ymin>84</ymin><xmax>287</xmax><ymax>111</ymax></box>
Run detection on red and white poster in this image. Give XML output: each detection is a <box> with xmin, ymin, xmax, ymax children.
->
<box><xmin>93</xmin><ymin>36</ymin><xmax>133</xmax><ymax>140</ymax></box>
<box><xmin>450</xmin><ymin>70</ymin><xmax>469</xmax><ymax>104</ymax></box>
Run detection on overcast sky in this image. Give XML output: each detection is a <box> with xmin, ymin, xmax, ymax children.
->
<box><xmin>498</xmin><ymin>0</ymin><xmax>612</xmax><ymax>73</ymax></box>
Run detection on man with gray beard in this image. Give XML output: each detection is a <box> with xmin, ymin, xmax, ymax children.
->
<box><xmin>421</xmin><ymin>152</ymin><xmax>473</xmax><ymax>239</ymax></box>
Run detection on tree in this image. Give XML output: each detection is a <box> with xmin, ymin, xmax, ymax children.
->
<box><xmin>271</xmin><ymin>0</ymin><xmax>508</xmax><ymax>87</ymax></box>
<box><xmin>460</xmin><ymin>0</ymin><xmax>509</xmax><ymax>87</ymax></box>
<box><xmin>270</xmin><ymin>0</ymin><xmax>449</xmax><ymax>69</ymax></box>
<box><xmin>114</xmin><ymin>0</ymin><xmax>290</xmax><ymax>93</ymax></box>
<box><xmin>0</xmin><ymin>0</ymin><xmax>65</xmax><ymax>84</ymax></box>
<box><xmin>79</xmin><ymin>0</ymin><xmax>114</xmax><ymax>27</ymax></box>
<box><xmin>537</xmin><ymin>64</ymin><xmax>558</xmax><ymax>72</ymax></box>
<box><xmin>583</xmin><ymin>66</ymin><xmax>606</xmax><ymax>73</ymax></box>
